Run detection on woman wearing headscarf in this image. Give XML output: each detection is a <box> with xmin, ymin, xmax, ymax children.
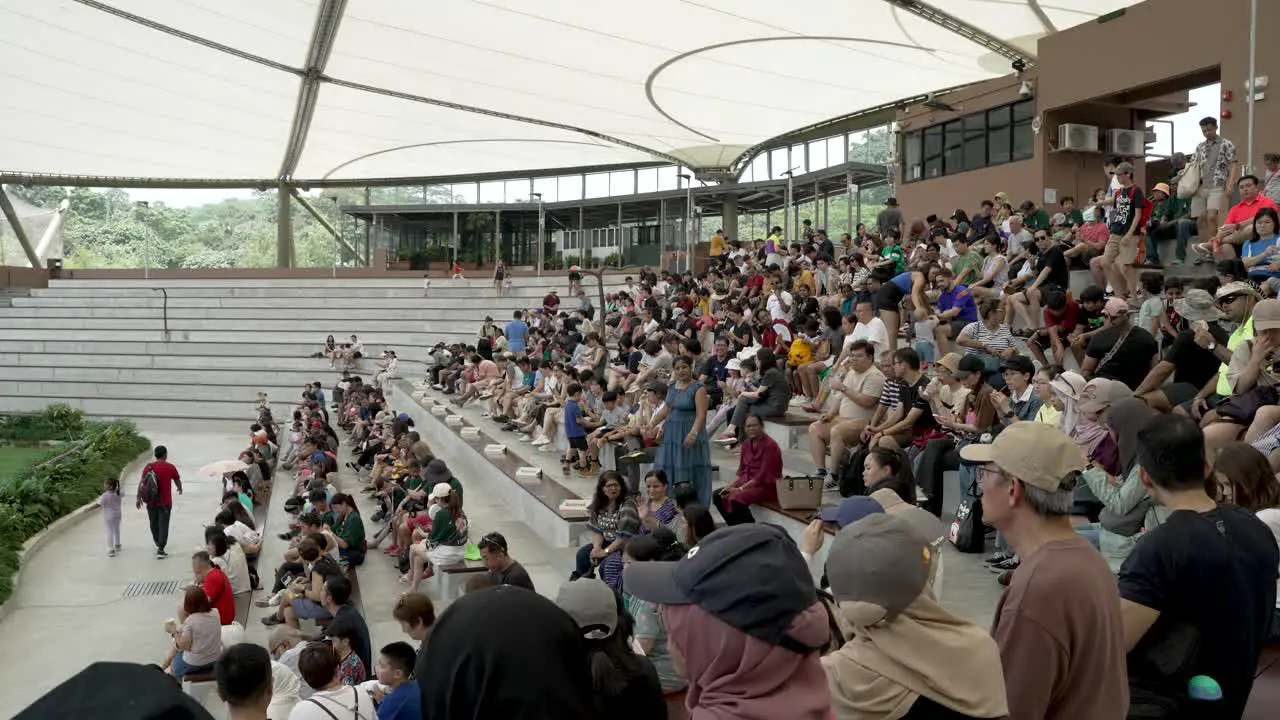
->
<box><xmin>420</xmin><ymin>585</ymin><xmax>596</xmax><ymax>719</ymax></box>
<box><xmin>266</xmin><ymin>661</ymin><xmax>301</xmax><ymax>720</ymax></box>
<box><xmin>822</xmin><ymin>514</ymin><xmax>1008</xmax><ymax>720</ymax></box>
<box><xmin>1077</xmin><ymin>397</ymin><xmax>1171</xmax><ymax>571</ymax></box>
<box><xmin>625</xmin><ymin>524</ymin><xmax>832</xmax><ymax>719</ymax></box>
<box><xmin>1053</xmin><ymin>373</ymin><xmax>1121</xmax><ymax>475</ymax></box>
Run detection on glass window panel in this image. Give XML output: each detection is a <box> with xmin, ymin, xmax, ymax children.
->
<box><xmin>532</xmin><ymin>177</ymin><xmax>557</xmax><ymax>203</ymax></box>
<box><xmin>903</xmin><ymin>131</ymin><xmax>922</xmax><ymax>182</ymax></box>
<box><xmin>504</xmin><ymin>180</ymin><xmax>527</xmax><ymax>203</ymax></box>
<box><xmin>749</xmin><ymin>154</ymin><xmax>768</xmax><ymax>183</ymax></box>
<box><xmin>808</xmin><ymin>140</ymin><xmax>828</xmax><ymax>171</ymax></box>
<box><xmin>636</xmin><ymin>168</ymin><xmax>658</xmax><ymax>194</ymax></box>
<box><xmin>987</xmin><ymin>106</ymin><xmax>1011</xmax><ymax>129</ymax></box>
<box><xmin>1012</xmin><ymin>100</ymin><xmax>1035</xmax><ymax>122</ymax></box>
<box><xmin>988</xmin><ymin>126</ymin><xmax>1012</xmax><ymax>165</ymax></box>
<box><xmin>923</xmin><ymin>127</ymin><xmax>943</xmax><ymax>159</ymax></box>
<box><xmin>791</xmin><ymin>144</ymin><xmax>806</xmax><ymax>174</ymax></box>
<box><xmin>960</xmin><ymin>115</ymin><xmax>986</xmax><ymax>171</ymax></box>
<box><xmin>558</xmin><ymin>175</ymin><xmax>583</xmax><ymax>202</ymax></box>
<box><xmin>1012</xmin><ymin>121</ymin><xmax>1034</xmax><ymax>161</ymax></box>
<box><xmin>656</xmin><ymin>165</ymin><xmax>679</xmax><ymax>191</ymax></box>
<box><xmin>943</xmin><ymin>121</ymin><xmax>963</xmax><ymax>175</ymax></box>
<box><xmin>451</xmin><ymin>183</ymin><xmax>477</xmax><ymax>203</ymax></box>
<box><xmin>479</xmin><ymin>181</ymin><xmax>504</xmax><ymax>203</ymax></box>
<box><xmin>770</xmin><ymin>148</ymin><xmax>788</xmax><ymax>179</ymax></box>
<box><xmin>584</xmin><ymin>173</ymin><xmax>610</xmax><ymax>199</ymax></box>
<box><xmin>849</xmin><ymin>130</ymin><xmax>869</xmax><ymax>162</ymax></box>
<box><xmin>610</xmin><ymin>170</ymin><xmax>635</xmax><ymax>196</ymax></box>
<box><xmin>827</xmin><ymin>137</ymin><xmax>845</xmax><ymax>167</ymax></box>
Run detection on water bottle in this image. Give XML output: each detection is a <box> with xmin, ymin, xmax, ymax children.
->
<box><xmin>1186</xmin><ymin>675</ymin><xmax>1223</xmax><ymax>718</ymax></box>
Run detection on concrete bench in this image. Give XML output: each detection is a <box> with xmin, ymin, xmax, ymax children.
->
<box><xmin>435</xmin><ymin>559</ymin><xmax>489</xmax><ymax>598</ymax></box>
<box><xmin>763</xmin><ymin>413</ymin><xmax>814</xmax><ymax>450</ymax></box>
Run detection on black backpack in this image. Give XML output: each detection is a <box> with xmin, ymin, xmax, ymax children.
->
<box><xmin>836</xmin><ymin>445</ymin><xmax>870</xmax><ymax>498</ymax></box>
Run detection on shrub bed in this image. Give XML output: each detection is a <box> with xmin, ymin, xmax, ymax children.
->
<box><xmin>0</xmin><ymin>406</ymin><xmax>149</xmax><ymax>605</ymax></box>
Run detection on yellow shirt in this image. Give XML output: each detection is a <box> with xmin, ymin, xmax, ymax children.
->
<box><xmin>797</xmin><ymin>269</ymin><xmax>817</xmax><ymax>296</ymax></box>
<box><xmin>788</xmin><ymin>337</ymin><xmax>814</xmax><ymax>367</ymax></box>
<box><xmin>710</xmin><ymin>233</ymin><xmax>725</xmax><ymax>256</ymax></box>
<box><xmin>1035</xmin><ymin>404</ymin><xmax>1062</xmax><ymax>426</ymax></box>
<box><xmin>1216</xmin><ymin>316</ymin><xmax>1255</xmax><ymax>395</ymax></box>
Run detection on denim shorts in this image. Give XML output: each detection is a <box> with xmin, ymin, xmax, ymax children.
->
<box><xmin>291</xmin><ymin>597</ymin><xmax>332</xmax><ymax>621</ymax></box>
<box><xmin>172</xmin><ymin>652</ymin><xmax>214</xmax><ymax>679</ymax></box>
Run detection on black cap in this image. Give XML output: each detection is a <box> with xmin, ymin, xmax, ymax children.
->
<box><xmin>15</xmin><ymin>662</ymin><xmax>214</xmax><ymax>720</ymax></box>
<box><xmin>954</xmin><ymin>354</ymin><xmax>987</xmax><ymax>380</ymax></box>
<box><xmin>622</xmin><ymin>524</ymin><xmax>819</xmax><ymax>651</ymax></box>
<box><xmin>1001</xmin><ymin>354</ymin><xmax>1035</xmax><ymax>376</ymax></box>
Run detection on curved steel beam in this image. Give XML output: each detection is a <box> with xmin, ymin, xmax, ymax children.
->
<box><xmin>645</xmin><ymin>35</ymin><xmax>932</xmax><ymax>144</ymax></box>
<box><xmin>280</xmin><ymin>0</ymin><xmax>348</xmax><ymax>178</ymax></box>
<box><xmin>320</xmin><ymin>138</ymin><xmax>626</xmax><ymax>180</ymax></box>
<box><xmin>1027</xmin><ymin>0</ymin><xmax>1059</xmax><ymax>34</ymax></box>
<box><xmin>883</xmin><ymin>1</ymin><xmax>1035</xmax><ymax>63</ymax></box>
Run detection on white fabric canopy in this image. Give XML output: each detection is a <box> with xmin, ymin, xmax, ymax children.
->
<box><xmin>0</xmin><ymin>0</ymin><xmax>1141</xmax><ymax>185</ymax></box>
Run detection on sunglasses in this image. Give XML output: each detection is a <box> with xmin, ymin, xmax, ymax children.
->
<box><xmin>1218</xmin><ymin>294</ymin><xmax>1246</xmax><ymax>307</ymax></box>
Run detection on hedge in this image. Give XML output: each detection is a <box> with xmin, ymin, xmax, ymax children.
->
<box><xmin>0</xmin><ymin>406</ymin><xmax>150</xmax><ymax>606</ymax></box>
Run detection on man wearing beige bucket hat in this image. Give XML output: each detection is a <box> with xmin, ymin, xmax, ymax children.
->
<box><xmin>1131</xmin><ymin>288</ymin><xmax>1231</xmax><ymax>412</ymax></box>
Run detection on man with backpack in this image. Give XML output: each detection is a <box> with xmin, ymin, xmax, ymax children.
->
<box><xmin>1097</xmin><ymin>161</ymin><xmax>1150</xmax><ymax>303</ymax></box>
<box><xmin>136</xmin><ymin>445</ymin><xmax>183</xmax><ymax>558</ymax></box>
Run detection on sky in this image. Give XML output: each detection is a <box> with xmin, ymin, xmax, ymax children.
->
<box><xmin>123</xmin><ymin>84</ymin><xmax>1224</xmax><ymax>209</ymax></box>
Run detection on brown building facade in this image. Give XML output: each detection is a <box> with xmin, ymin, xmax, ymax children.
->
<box><xmin>894</xmin><ymin>0</ymin><xmax>1277</xmax><ymax>218</ymax></box>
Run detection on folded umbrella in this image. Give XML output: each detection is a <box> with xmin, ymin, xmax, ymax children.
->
<box><xmin>198</xmin><ymin>460</ymin><xmax>251</xmax><ymax>477</ymax></box>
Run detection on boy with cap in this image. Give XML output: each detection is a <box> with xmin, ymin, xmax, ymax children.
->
<box><xmin>1082</xmin><ymin>297</ymin><xmax>1158</xmax><ymax>390</ymax></box>
<box><xmin>960</xmin><ymin>422</ymin><xmax>1128</xmax><ymax>720</ymax></box>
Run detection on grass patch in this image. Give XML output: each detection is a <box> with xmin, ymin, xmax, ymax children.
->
<box><xmin>0</xmin><ymin>447</ymin><xmax>54</xmax><ymax>489</ymax></box>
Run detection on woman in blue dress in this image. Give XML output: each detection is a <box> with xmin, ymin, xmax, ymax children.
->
<box><xmin>649</xmin><ymin>356</ymin><xmax>712</xmax><ymax>506</ymax></box>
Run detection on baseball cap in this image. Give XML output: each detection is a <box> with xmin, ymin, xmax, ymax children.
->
<box><xmin>1254</xmin><ymin>299</ymin><xmax>1280</xmax><ymax>331</ymax></box>
<box><xmin>430</xmin><ymin>482</ymin><xmax>453</xmax><ymax>499</ymax></box>
<box><xmin>1103</xmin><ymin>297</ymin><xmax>1129</xmax><ymax>317</ymax></box>
<box><xmin>869</xmin><ymin>488</ymin><xmax>945</xmax><ymax>544</ymax></box>
<box><xmin>825</xmin><ymin>514</ymin><xmax>935</xmax><ymax>623</ymax></box>
<box><xmin>1000</xmin><ymin>354</ymin><xmax>1035</xmax><ymax>376</ymax></box>
<box><xmin>960</xmin><ymin>421</ymin><xmax>1088</xmax><ymax>491</ymax></box>
<box><xmin>555</xmin><ymin>579</ymin><xmax>618</xmax><ymax>640</ymax></box>
<box><xmin>726</xmin><ymin>358</ymin><xmax>742</xmax><ymax>372</ymax></box>
<box><xmin>953</xmin><ymin>354</ymin><xmax>987</xmax><ymax>380</ymax></box>
<box><xmin>1079</xmin><ymin>379</ymin><xmax>1133</xmax><ymax>415</ymax></box>
<box><xmin>816</xmin><ymin>496</ymin><xmax>884</xmax><ymax>528</ymax></box>
<box><xmin>622</xmin><ymin>524</ymin><xmax>820</xmax><ymax>651</ymax></box>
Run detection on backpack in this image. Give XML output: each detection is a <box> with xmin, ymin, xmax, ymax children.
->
<box><xmin>137</xmin><ymin>463</ymin><xmax>159</xmax><ymax>505</ymax></box>
<box><xmin>836</xmin><ymin>445</ymin><xmax>870</xmax><ymax>498</ymax></box>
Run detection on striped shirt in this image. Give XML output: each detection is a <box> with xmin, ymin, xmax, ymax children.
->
<box><xmin>879</xmin><ymin>378</ymin><xmax>904</xmax><ymax>410</ymax></box>
<box><xmin>959</xmin><ymin>321</ymin><xmax>1017</xmax><ymax>356</ymax></box>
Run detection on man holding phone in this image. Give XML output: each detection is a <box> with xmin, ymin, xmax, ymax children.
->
<box><xmin>808</xmin><ymin>340</ymin><xmax>885</xmax><ymax>484</ymax></box>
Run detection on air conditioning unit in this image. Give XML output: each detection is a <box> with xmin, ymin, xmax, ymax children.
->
<box><xmin>1107</xmin><ymin>128</ymin><xmax>1146</xmax><ymax>157</ymax></box>
<box><xmin>1058</xmin><ymin>124</ymin><xmax>1099</xmax><ymax>152</ymax></box>
<box><xmin>908</xmin><ymin>164</ymin><xmax>922</xmax><ymax>181</ymax></box>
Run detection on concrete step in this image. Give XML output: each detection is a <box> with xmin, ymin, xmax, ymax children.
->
<box><xmin>0</xmin><ymin>394</ymin><xmax>266</xmax><ymax>421</ymax></box>
<box><xmin>0</xmin><ymin>316</ymin><xmax>485</xmax><ymax>334</ymax></box>
<box><xmin>8</xmin><ymin>296</ymin><xmax>557</xmax><ymax>313</ymax></box>
<box><xmin>0</xmin><ymin>328</ymin><xmax>450</xmax><ymax>347</ymax></box>
<box><xmin>0</xmin><ymin>339</ymin><xmax>426</xmax><ymax>360</ymax></box>
<box><xmin>32</xmin><ymin>284</ymin><xmax>623</xmax><ymax>299</ymax></box>
<box><xmin>3</xmin><ymin>361</ymin><xmax>356</xmax><ymax>387</ymax></box>
<box><xmin>49</xmin><ymin>276</ymin><xmax>628</xmax><ymax>289</ymax></box>
<box><xmin>0</xmin><ymin>380</ymin><xmax>306</xmax><ymax>403</ymax></box>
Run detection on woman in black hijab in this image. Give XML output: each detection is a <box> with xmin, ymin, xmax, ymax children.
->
<box><xmin>420</xmin><ymin>585</ymin><xmax>596</xmax><ymax>719</ymax></box>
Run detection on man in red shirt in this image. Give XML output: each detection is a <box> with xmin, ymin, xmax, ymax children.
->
<box><xmin>193</xmin><ymin>550</ymin><xmax>236</xmax><ymax>625</ymax></box>
<box><xmin>136</xmin><ymin>445</ymin><xmax>182</xmax><ymax>558</ymax></box>
<box><xmin>1211</xmin><ymin>174</ymin><xmax>1279</xmax><ymax>259</ymax></box>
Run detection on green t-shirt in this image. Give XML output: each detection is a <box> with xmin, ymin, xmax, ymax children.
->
<box><xmin>880</xmin><ymin>245</ymin><xmax>906</xmax><ymax>273</ymax></box>
<box><xmin>1023</xmin><ymin>208</ymin><xmax>1052</xmax><ymax>230</ymax></box>
<box><xmin>428</xmin><ymin>506</ymin><xmax>466</xmax><ymax>547</ymax></box>
<box><xmin>1066</xmin><ymin>208</ymin><xmax>1086</xmax><ymax>226</ymax></box>
<box><xmin>336</xmin><ymin>511</ymin><xmax>365</xmax><ymax>552</ymax></box>
<box><xmin>950</xmin><ymin>251</ymin><xmax>983</xmax><ymax>284</ymax></box>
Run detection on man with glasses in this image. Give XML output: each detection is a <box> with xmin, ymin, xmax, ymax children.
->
<box><xmin>477</xmin><ymin>532</ymin><xmax>535</xmax><ymax>591</ymax></box>
<box><xmin>960</xmin><ymin>422</ymin><xmax>1128</xmax><ymax>720</ymax></box>
<box><xmin>1082</xmin><ymin>298</ymin><xmax>1158</xmax><ymax>390</ymax></box>
<box><xmin>1189</xmin><ymin>282</ymin><xmax>1262</xmax><ymax>425</ymax></box>
<box><xmin>1006</xmin><ymin>229</ymin><xmax>1070</xmax><ymax>331</ymax></box>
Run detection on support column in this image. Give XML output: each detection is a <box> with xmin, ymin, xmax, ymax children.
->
<box><xmin>276</xmin><ymin>181</ymin><xmax>293</xmax><ymax>268</ymax></box>
<box><xmin>617</xmin><ymin>201</ymin><xmax>624</xmax><ymax>267</ymax></box>
<box><xmin>493</xmin><ymin>209</ymin><xmax>502</xmax><ymax>266</ymax></box>
<box><xmin>0</xmin><ymin>186</ymin><xmax>40</xmax><ymax>268</ymax></box>
<box><xmin>721</xmin><ymin>184</ymin><xmax>739</xmax><ymax>244</ymax></box>
<box><xmin>578</xmin><ymin>205</ymin><xmax>585</xmax><ymax>266</ymax></box>
<box><xmin>452</xmin><ymin>211</ymin><xmax>459</xmax><ymax>265</ymax></box>
<box><xmin>846</xmin><ymin>169</ymin><xmax>854</xmax><ymax>234</ymax></box>
<box><xmin>658</xmin><ymin>199</ymin><xmax>666</xmax><ymax>268</ymax></box>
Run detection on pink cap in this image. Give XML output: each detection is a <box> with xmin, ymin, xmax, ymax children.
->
<box><xmin>1103</xmin><ymin>297</ymin><xmax>1129</xmax><ymax>317</ymax></box>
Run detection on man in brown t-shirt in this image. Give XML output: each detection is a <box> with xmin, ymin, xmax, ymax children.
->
<box><xmin>962</xmin><ymin>422</ymin><xmax>1129</xmax><ymax>720</ymax></box>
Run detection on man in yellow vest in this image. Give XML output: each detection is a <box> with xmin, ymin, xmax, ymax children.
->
<box><xmin>1190</xmin><ymin>281</ymin><xmax>1261</xmax><ymax>423</ymax></box>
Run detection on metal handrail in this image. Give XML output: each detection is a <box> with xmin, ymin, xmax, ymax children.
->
<box><xmin>150</xmin><ymin>287</ymin><xmax>169</xmax><ymax>338</ymax></box>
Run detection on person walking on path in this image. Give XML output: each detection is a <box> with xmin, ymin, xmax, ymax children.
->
<box><xmin>137</xmin><ymin>445</ymin><xmax>183</xmax><ymax>558</ymax></box>
<box><xmin>98</xmin><ymin>477</ymin><xmax>123</xmax><ymax>556</ymax></box>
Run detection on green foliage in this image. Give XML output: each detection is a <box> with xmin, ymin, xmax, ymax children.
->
<box><xmin>0</xmin><ymin>416</ymin><xmax>148</xmax><ymax>605</ymax></box>
<box><xmin>0</xmin><ymin>404</ymin><xmax>86</xmax><ymax>443</ymax></box>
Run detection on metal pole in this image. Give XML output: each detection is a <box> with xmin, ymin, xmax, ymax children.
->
<box><xmin>782</xmin><ymin>171</ymin><xmax>794</xmax><ymax>245</ymax></box>
<box><xmin>534</xmin><ymin>193</ymin><xmax>545</xmax><ymax>276</ymax></box>
<box><xmin>658</xmin><ymin>198</ymin><xmax>666</xmax><ymax>271</ymax></box>
<box><xmin>493</xmin><ymin>210</ymin><xmax>501</xmax><ymax>267</ymax></box>
<box><xmin>452</xmin><ymin>211</ymin><xmax>459</xmax><ymax>266</ymax></box>
<box><xmin>0</xmin><ymin>186</ymin><xmax>41</xmax><ymax>268</ymax></box>
<box><xmin>578</xmin><ymin>205</ymin><xmax>585</xmax><ymax>267</ymax></box>
<box><xmin>293</xmin><ymin>190</ymin><xmax>359</xmax><ymax>258</ymax></box>
<box><xmin>685</xmin><ymin>184</ymin><xmax>693</xmax><ymax>274</ymax></box>
<box><xmin>617</xmin><ymin>201</ymin><xmax>624</xmax><ymax>267</ymax></box>
<box><xmin>1246</xmin><ymin>0</ymin><xmax>1259</xmax><ymax>173</ymax></box>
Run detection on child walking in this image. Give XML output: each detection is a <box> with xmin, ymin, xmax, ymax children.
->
<box><xmin>99</xmin><ymin>477</ymin><xmax>123</xmax><ymax>556</ymax></box>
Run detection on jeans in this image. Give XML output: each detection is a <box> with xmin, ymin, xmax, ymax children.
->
<box><xmin>172</xmin><ymin>651</ymin><xmax>213</xmax><ymax>679</ymax></box>
<box><xmin>146</xmin><ymin>505</ymin><xmax>172</xmax><ymax>551</ymax></box>
<box><xmin>1075</xmin><ymin>522</ymin><xmax>1101</xmax><ymax>549</ymax></box>
<box><xmin>341</xmin><ymin>547</ymin><xmax>366</xmax><ymax>568</ymax></box>
<box><xmin>1145</xmin><ymin>218</ymin><xmax>1196</xmax><ymax>262</ymax></box>
<box><xmin>574</xmin><ymin>543</ymin><xmax>596</xmax><ymax>578</ymax></box>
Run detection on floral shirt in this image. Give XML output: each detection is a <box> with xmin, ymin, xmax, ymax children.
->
<box><xmin>337</xmin><ymin>651</ymin><xmax>366</xmax><ymax>685</ymax></box>
<box><xmin>1194</xmin><ymin>135</ymin><xmax>1237</xmax><ymax>189</ymax></box>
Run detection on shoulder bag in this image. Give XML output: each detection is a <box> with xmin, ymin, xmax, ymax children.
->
<box><xmin>1175</xmin><ymin>159</ymin><xmax>1201</xmax><ymax>200</ymax></box>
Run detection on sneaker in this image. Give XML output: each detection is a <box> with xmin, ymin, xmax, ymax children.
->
<box><xmin>983</xmin><ymin>551</ymin><xmax>1012</xmax><ymax>566</ymax></box>
<box><xmin>277</xmin><ymin>532</ymin><xmax>293</xmax><ymax>541</ymax></box>
<box><xmin>108</xmin><ymin>549</ymin><xmax>116</xmax><ymax>557</ymax></box>
<box><xmin>261</xmin><ymin>614</ymin><xmax>285</xmax><ymax>626</ymax></box>
<box><xmin>115</xmin><ymin>544</ymin><xmax>121</xmax><ymax>551</ymax></box>
<box><xmin>254</xmin><ymin>598</ymin><xmax>276</xmax><ymax>608</ymax></box>
<box><xmin>156</xmin><ymin>549</ymin><xmax>168</xmax><ymax>559</ymax></box>
<box><xmin>788</xmin><ymin>396</ymin><xmax>807</xmax><ymax>407</ymax></box>
<box><xmin>989</xmin><ymin>556</ymin><xmax>1020</xmax><ymax>573</ymax></box>
<box><xmin>823</xmin><ymin>475</ymin><xmax>839</xmax><ymax>491</ymax></box>
<box><xmin>531</xmin><ymin>437</ymin><xmax>551</xmax><ymax>447</ymax></box>
<box><xmin>493</xmin><ymin>415</ymin><xmax>510</xmax><ymax>424</ymax></box>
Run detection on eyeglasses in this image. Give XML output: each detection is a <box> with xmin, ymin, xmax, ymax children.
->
<box><xmin>1218</xmin><ymin>294</ymin><xmax>1245</xmax><ymax>307</ymax></box>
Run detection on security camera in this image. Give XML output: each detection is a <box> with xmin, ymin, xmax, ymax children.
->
<box><xmin>1018</xmin><ymin>80</ymin><xmax>1034</xmax><ymax>97</ymax></box>
<box><xmin>1011</xmin><ymin>58</ymin><xmax>1027</xmax><ymax>74</ymax></box>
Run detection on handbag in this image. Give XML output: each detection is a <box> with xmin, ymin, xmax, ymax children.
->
<box><xmin>1216</xmin><ymin>384</ymin><xmax>1278</xmax><ymax>423</ymax></box>
<box><xmin>948</xmin><ymin>496</ymin><xmax>985</xmax><ymax>553</ymax></box>
<box><xmin>776</xmin><ymin>475</ymin><xmax>824</xmax><ymax>510</ymax></box>
<box><xmin>1175</xmin><ymin>159</ymin><xmax>1201</xmax><ymax>200</ymax></box>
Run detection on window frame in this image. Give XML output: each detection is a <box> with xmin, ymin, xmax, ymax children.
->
<box><xmin>901</xmin><ymin>99</ymin><xmax>1035</xmax><ymax>183</ymax></box>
